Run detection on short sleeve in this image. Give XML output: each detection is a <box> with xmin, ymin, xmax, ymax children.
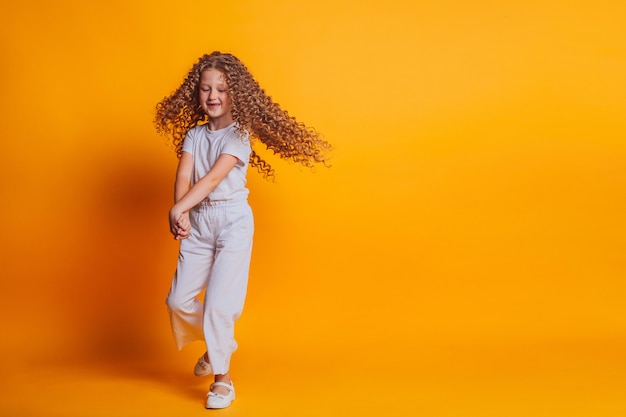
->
<box><xmin>221</xmin><ymin>131</ymin><xmax>251</xmax><ymax>166</ymax></box>
<box><xmin>181</xmin><ymin>128</ymin><xmax>196</xmax><ymax>155</ymax></box>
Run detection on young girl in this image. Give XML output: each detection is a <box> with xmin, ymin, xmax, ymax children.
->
<box><xmin>154</xmin><ymin>52</ymin><xmax>330</xmax><ymax>409</ymax></box>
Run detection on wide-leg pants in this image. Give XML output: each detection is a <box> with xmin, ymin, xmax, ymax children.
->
<box><xmin>166</xmin><ymin>198</ymin><xmax>253</xmax><ymax>375</ymax></box>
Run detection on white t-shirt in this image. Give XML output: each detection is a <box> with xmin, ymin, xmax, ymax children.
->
<box><xmin>182</xmin><ymin>122</ymin><xmax>251</xmax><ymax>202</ymax></box>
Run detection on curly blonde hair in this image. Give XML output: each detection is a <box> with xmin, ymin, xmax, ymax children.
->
<box><xmin>154</xmin><ymin>52</ymin><xmax>331</xmax><ymax>178</ymax></box>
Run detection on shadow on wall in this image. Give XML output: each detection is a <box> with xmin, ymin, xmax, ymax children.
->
<box><xmin>47</xmin><ymin>135</ymin><xmax>286</xmax><ymax>372</ymax></box>
<box><xmin>55</xmin><ymin>142</ymin><xmax>178</xmax><ymax>365</ymax></box>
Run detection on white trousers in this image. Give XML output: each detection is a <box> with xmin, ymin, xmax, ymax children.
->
<box><xmin>166</xmin><ymin>199</ymin><xmax>253</xmax><ymax>375</ymax></box>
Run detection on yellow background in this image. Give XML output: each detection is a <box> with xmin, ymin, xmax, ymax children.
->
<box><xmin>1</xmin><ymin>0</ymin><xmax>625</xmax><ymax>415</ymax></box>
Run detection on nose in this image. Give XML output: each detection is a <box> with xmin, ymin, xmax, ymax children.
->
<box><xmin>208</xmin><ymin>89</ymin><xmax>218</xmax><ymax>101</ymax></box>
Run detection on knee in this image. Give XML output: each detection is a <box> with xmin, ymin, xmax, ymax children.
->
<box><xmin>165</xmin><ymin>293</ymin><xmax>178</xmax><ymax>311</ymax></box>
<box><xmin>166</xmin><ymin>292</ymin><xmax>192</xmax><ymax>313</ymax></box>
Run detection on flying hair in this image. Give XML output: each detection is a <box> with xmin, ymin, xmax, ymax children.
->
<box><xmin>154</xmin><ymin>52</ymin><xmax>331</xmax><ymax>178</ymax></box>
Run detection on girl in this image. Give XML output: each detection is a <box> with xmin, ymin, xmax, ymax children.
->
<box><xmin>154</xmin><ymin>52</ymin><xmax>330</xmax><ymax>409</ymax></box>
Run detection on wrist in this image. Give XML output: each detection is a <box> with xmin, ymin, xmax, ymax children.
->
<box><xmin>170</xmin><ymin>204</ymin><xmax>182</xmax><ymax>218</ymax></box>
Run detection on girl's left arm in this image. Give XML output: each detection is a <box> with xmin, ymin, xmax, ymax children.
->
<box><xmin>169</xmin><ymin>154</ymin><xmax>239</xmax><ymax>223</ymax></box>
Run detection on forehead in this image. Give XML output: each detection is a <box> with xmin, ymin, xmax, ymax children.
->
<box><xmin>200</xmin><ymin>68</ymin><xmax>226</xmax><ymax>85</ymax></box>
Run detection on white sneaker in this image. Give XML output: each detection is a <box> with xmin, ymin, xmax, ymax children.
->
<box><xmin>206</xmin><ymin>381</ymin><xmax>235</xmax><ymax>409</ymax></box>
<box><xmin>193</xmin><ymin>354</ymin><xmax>212</xmax><ymax>377</ymax></box>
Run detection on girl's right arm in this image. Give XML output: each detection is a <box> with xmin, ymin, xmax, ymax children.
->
<box><xmin>169</xmin><ymin>154</ymin><xmax>239</xmax><ymax>225</ymax></box>
<box><xmin>171</xmin><ymin>152</ymin><xmax>194</xmax><ymax>239</ymax></box>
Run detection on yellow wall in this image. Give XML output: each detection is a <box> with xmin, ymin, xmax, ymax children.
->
<box><xmin>1</xmin><ymin>0</ymin><xmax>625</xmax><ymax>415</ymax></box>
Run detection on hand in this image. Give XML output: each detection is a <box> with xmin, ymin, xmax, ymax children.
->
<box><xmin>175</xmin><ymin>212</ymin><xmax>191</xmax><ymax>240</ymax></box>
<box><xmin>169</xmin><ymin>205</ymin><xmax>188</xmax><ymax>239</ymax></box>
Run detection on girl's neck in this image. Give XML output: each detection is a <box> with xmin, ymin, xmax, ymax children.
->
<box><xmin>207</xmin><ymin>115</ymin><xmax>234</xmax><ymax>131</ymax></box>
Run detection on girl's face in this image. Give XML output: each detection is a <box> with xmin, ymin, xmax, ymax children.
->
<box><xmin>199</xmin><ymin>69</ymin><xmax>233</xmax><ymax>129</ymax></box>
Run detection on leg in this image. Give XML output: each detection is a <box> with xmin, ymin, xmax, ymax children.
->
<box><xmin>204</xmin><ymin>202</ymin><xmax>254</xmax><ymax>377</ymax></box>
<box><xmin>166</xmin><ymin>217</ymin><xmax>215</xmax><ymax>350</ymax></box>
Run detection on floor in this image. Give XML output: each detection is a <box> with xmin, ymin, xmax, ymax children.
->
<box><xmin>3</xmin><ymin>336</ymin><xmax>626</xmax><ymax>417</ymax></box>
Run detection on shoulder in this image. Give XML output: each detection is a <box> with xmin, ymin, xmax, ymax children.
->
<box><xmin>229</xmin><ymin>124</ymin><xmax>250</xmax><ymax>144</ymax></box>
<box><xmin>187</xmin><ymin>124</ymin><xmax>206</xmax><ymax>138</ymax></box>
<box><xmin>182</xmin><ymin>124</ymin><xmax>206</xmax><ymax>153</ymax></box>
<box><xmin>220</xmin><ymin>125</ymin><xmax>251</xmax><ymax>164</ymax></box>
<box><xmin>227</xmin><ymin>131</ymin><xmax>251</xmax><ymax>151</ymax></box>
<box><xmin>184</xmin><ymin>124</ymin><xmax>207</xmax><ymax>143</ymax></box>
